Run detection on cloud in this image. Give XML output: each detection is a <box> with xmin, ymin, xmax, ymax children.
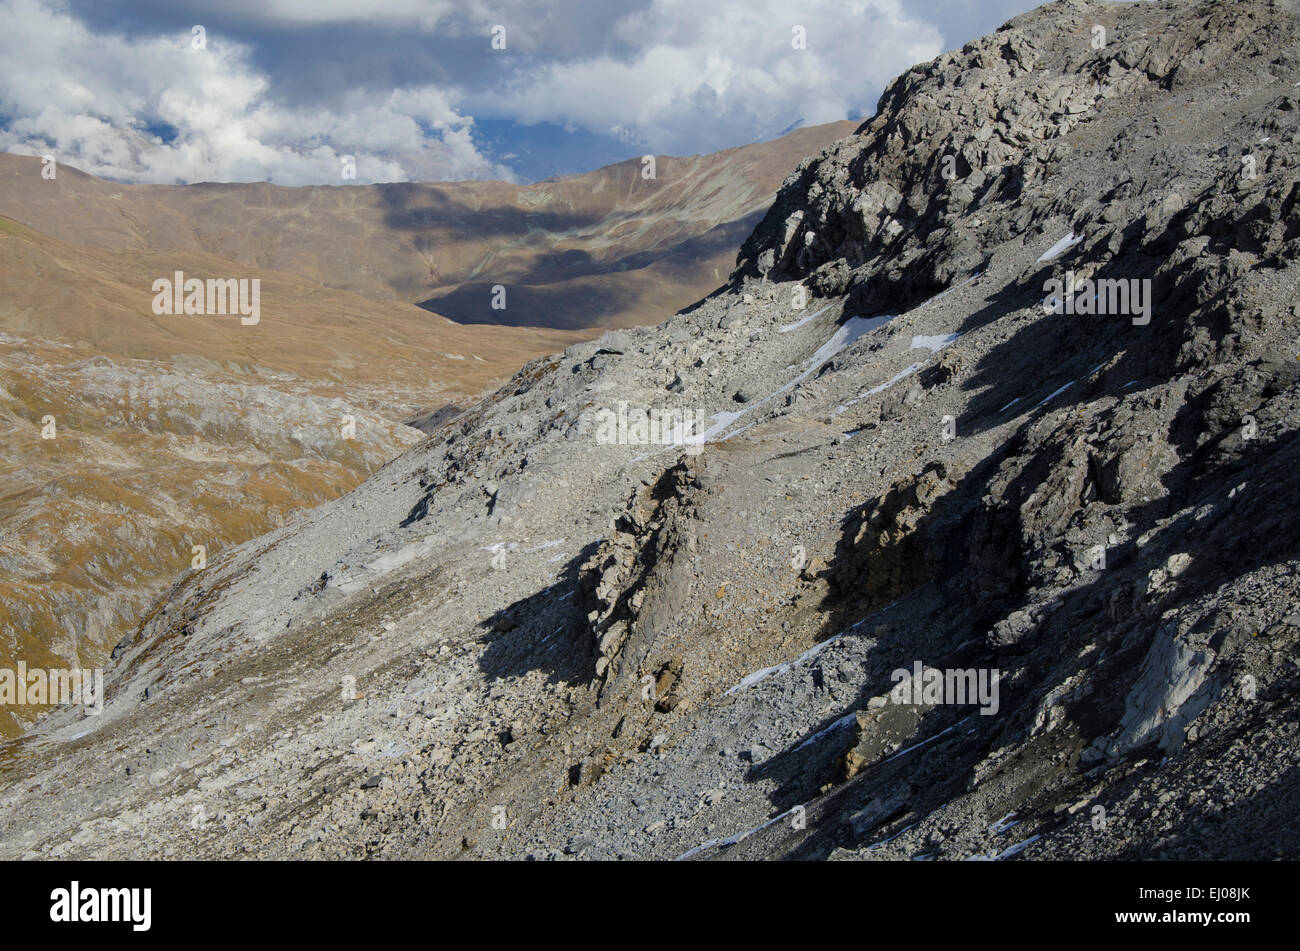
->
<box><xmin>0</xmin><ymin>0</ymin><xmax>513</xmax><ymax>184</ymax></box>
<box><xmin>473</xmin><ymin>0</ymin><xmax>946</xmax><ymax>154</ymax></box>
<box><xmin>0</xmin><ymin>0</ymin><xmax>1043</xmax><ymax>184</ymax></box>
<box><xmin>899</xmin><ymin>0</ymin><xmax>1042</xmax><ymax>51</ymax></box>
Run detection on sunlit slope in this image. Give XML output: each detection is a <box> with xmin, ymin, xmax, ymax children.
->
<box><xmin>0</xmin><ymin>122</ymin><xmax>857</xmax><ymax>330</ymax></box>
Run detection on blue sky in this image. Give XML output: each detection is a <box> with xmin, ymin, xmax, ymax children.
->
<box><xmin>0</xmin><ymin>0</ymin><xmax>1040</xmax><ymax>185</ymax></box>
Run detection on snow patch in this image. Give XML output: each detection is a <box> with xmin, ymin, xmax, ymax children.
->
<box><xmin>990</xmin><ymin>813</ymin><xmax>1020</xmax><ymax>835</ymax></box>
<box><xmin>805</xmin><ymin>314</ymin><xmax>893</xmax><ymax>369</ymax></box>
<box><xmin>1036</xmin><ymin>232</ymin><xmax>1083</xmax><ymax>263</ymax></box>
<box><xmin>700</xmin><ymin>314</ymin><xmax>895</xmax><ymax>445</ymax></box>
<box><xmin>523</xmin><ymin>539</ymin><xmax>565</xmax><ymax>553</ymax></box>
<box><xmin>777</xmin><ymin>302</ymin><xmax>835</xmax><ymax>333</ymax></box>
<box><xmin>967</xmin><ymin>833</ymin><xmax>1041</xmax><ymax>861</ymax></box>
<box><xmin>910</xmin><ymin>333</ymin><xmax>960</xmax><ymax>353</ymax></box>
<box><xmin>675</xmin><ymin>802</ymin><xmax>807</xmax><ymax>861</ymax></box>
<box><xmin>877</xmin><ymin>719</ymin><xmax>966</xmax><ymax>766</ymax></box>
<box><xmin>793</xmin><ymin>712</ymin><xmax>858</xmax><ymax>752</ymax></box>
<box><xmin>1033</xmin><ymin>380</ymin><xmax>1074</xmax><ymax>409</ymax></box>
<box><xmin>725</xmin><ymin>633</ymin><xmax>846</xmax><ymax>695</ymax></box>
<box><xmin>864</xmin><ymin>363</ymin><xmax>921</xmax><ymax>396</ymax></box>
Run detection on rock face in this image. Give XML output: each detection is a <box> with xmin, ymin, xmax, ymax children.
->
<box><xmin>738</xmin><ymin>0</ymin><xmax>1300</xmax><ymax>318</ymax></box>
<box><xmin>3</xmin><ymin>0</ymin><xmax>1300</xmax><ymax>861</ymax></box>
<box><xmin>579</xmin><ymin>458</ymin><xmax>705</xmax><ymax>692</ymax></box>
<box><xmin>831</xmin><ymin>462</ymin><xmax>960</xmax><ymax>612</ymax></box>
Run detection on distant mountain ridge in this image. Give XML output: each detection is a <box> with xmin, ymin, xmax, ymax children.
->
<box><xmin>0</xmin><ymin>121</ymin><xmax>857</xmax><ymax>331</ymax></box>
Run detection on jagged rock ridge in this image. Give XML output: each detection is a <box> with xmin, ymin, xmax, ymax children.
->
<box><xmin>2</xmin><ymin>0</ymin><xmax>1299</xmax><ymax>861</ymax></box>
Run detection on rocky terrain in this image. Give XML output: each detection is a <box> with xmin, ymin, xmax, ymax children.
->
<box><xmin>0</xmin><ymin>112</ymin><xmax>849</xmax><ymax>740</ymax></box>
<box><xmin>0</xmin><ymin>212</ymin><xmax>583</xmax><ymax>738</ymax></box>
<box><xmin>3</xmin><ymin>0</ymin><xmax>1299</xmax><ymax>861</ymax></box>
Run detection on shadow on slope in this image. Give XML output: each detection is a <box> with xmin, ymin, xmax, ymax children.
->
<box><xmin>476</xmin><ymin>543</ymin><xmax>601</xmax><ymax>687</ymax></box>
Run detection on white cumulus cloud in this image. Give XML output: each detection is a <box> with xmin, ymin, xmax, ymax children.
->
<box><xmin>0</xmin><ymin>0</ymin><xmax>1040</xmax><ymax>184</ymax></box>
<box><xmin>0</xmin><ymin>0</ymin><xmax>512</xmax><ymax>184</ymax></box>
<box><xmin>473</xmin><ymin>0</ymin><xmax>945</xmax><ymax>153</ymax></box>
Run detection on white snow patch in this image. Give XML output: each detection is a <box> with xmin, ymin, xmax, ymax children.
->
<box><xmin>877</xmin><ymin>719</ymin><xmax>967</xmax><ymax>767</ymax></box>
<box><xmin>777</xmin><ymin>302</ymin><xmax>835</xmax><ymax>333</ymax></box>
<box><xmin>804</xmin><ymin>314</ymin><xmax>893</xmax><ymax>369</ymax></box>
<box><xmin>837</xmin><ymin>363</ymin><xmax>921</xmax><ymax>410</ymax></box>
<box><xmin>719</xmin><ymin>421</ymin><xmax>758</xmax><ymax>442</ymax></box>
<box><xmin>793</xmin><ymin>712</ymin><xmax>858</xmax><ymax>752</ymax></box>
<box><xmin>692</xmin><ymin>409</ymin><xmax>747</xmax><ymax>444</ymax></box>
<box><xmin>1036</xmin><ymin>232</ymin><xmax>1083</xmax><ymax>263</ymax></box>
<box><xmin>675</xmin><ymin>802</ymin><xmax>806</xmax><ymax>861</ymax></box>
<box><xmin>866</xmin><ymin>822</ymin><xmax>918</xmax><ymax>851</ymax></box>
<box><xmin>1033</xmin><ymin>380</ymin><xmax>1074</xmax><ymax>409</ymax></box>
<box><xmin>523</xmin><ymin>539</ymin><xmax>565</xmax><ymax>553</ymax></box>
<box><xmin>998</xmin><ymin>833</ymin><xmax>1041</xmax><ymax>858</ymax></box>
<box><xmin>998</xmin><ymin>397</ymin><xmax>1022</xmax><ymax>413</ymax></box>
<box><xmin>864</xmin><ymin>363</ymin><xmax>921</xmax><ymax>396</ymax></box>
<box><xmin>967</xmin><ymin>833</ymin><xmax>1041</xmax><ymax>861</ymax></box>
<box><xmin>990</xmin><ymin>813</ymin><xmax>1020</xmax><ymax>835</ymax></box>
<box><xmin>725</xmin><ymin>632</ymin><xmax>846</xmax><ymax>695</ymax></box>
<box><xmin>698</xmin><ymin>314</ymin><xmax>895</xmax><ymax>445</ymax></box>
<box><xmin>910</xmin><ymin>333</ymin><xmax>960</xmax><ymax>353</ymax></box>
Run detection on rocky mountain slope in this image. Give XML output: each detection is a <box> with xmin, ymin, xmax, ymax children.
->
<box><xmin>3</xmin><ymin>0</ymin><xmax>1299</xmax><ymax>860</ymax></box>
<box><xmin>0</xmin><ymin>121</ymin><xmax>850</xmax><ymax>739</ymax></box>
<box><xmin>0</xmin><ymin>212</ymin><xmax>583</xmax><ymax>738</ymax></box>
<box><xmin>0</xmin><ymin>122</ymin><xmax>855</xmax><ymax>331</ymax></box>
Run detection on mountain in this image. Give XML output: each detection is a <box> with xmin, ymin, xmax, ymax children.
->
<box><xmin>0</xmin><ymin>211</ymin><xmax>585</xmax><ymax>738</ymax></box>
<box><xmin>0</xmin><ymin>121</ymin><xmax>857</xmax><ymax>331</ymax></box>
<box><xmin>0</xmin><ymin>122</ymin><xmax>856</xmax><ymax>740</ymax></box>
<box><xmin>0</xmin><ymin>123</ymin><xmax>854</xmax><ymax>740</ymax></box>
<box><xmin>3</xmin><ymin>0</ymin><xmax>1300</xmax><ymax>861</ymax></box>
